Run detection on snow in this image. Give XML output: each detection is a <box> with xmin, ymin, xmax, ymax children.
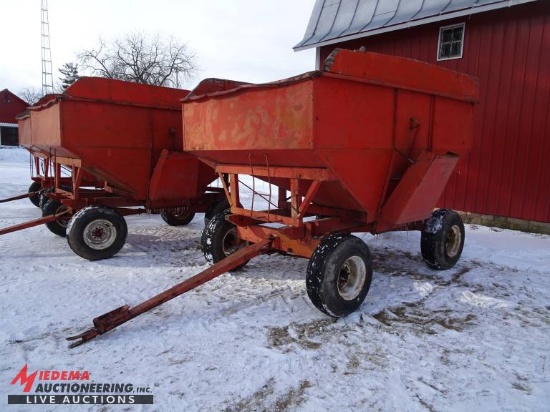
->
<box><xmin>1</xmin><ymin>147</ymin><xmax>549</xmax><ymax>411</ymax></box>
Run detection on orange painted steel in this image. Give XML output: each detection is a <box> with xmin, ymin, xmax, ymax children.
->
<box><xmin>15</xmin><ymin>77</ymin><xmax>220</xmax><ymax>214</ymax></box>
<box><xmin>67</xmin><ymin>238</ymin><xmax>273</xmax><ymax>347</ymax></box>
<box><xmin>63</xmin><ymin>50</ymin><xmax>479</xmax><ymax>346</ymax></box>
<box><xmin>183</xmin><ymin>49</ymin><xmax>479</xmax><ymax>256</ymax></box>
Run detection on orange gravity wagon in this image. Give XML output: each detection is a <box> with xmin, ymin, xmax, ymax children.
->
<box><xmin>67</xmin><ymin>50</ymin><xmax>479</xmax><ymax>347</ymax></box>
<box><xmin>3</xmin><ymin>78</ymin><xmax>227</xmax><ymax>260</ymax></box>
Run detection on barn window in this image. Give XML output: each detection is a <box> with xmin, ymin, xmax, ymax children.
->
<box><xmin>438</xmin><ymin>23</ymin><xmax>465</xmax><ymax>60</ymax></box>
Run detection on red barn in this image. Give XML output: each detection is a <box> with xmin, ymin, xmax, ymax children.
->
<box><xmin>296</xmin><ymin>0</ymin><xmax>550</xmax><ymax>229</ymax></box>
<box><xmin>0</xmin><ymin>89</ymin><xmax>29</xmax><ymax>146</ymax></box>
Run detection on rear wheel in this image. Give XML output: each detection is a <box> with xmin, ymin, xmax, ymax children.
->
<box><xmin>161</xmin><ymin>210</ymin><xmax>195</xmax><ymax>226</ymax></box>
<box><xmin>306</xmin><ymin>234</ymin><xmax>373</xmax><ymax>318</ymax></box>
<box><xmin>67</xmin><ymin>206</ymin><xmax>128</xmax><ymax>261</ymax></box>
<box><xmin>39</xmin><ymin>188</ymin><xmax>54</xmax><ymax>210</ymax></box>
<box><xmin>201</xmin><ymin>211</ymin><xmax>249</xmax><ymax>271</ymax></box>
<box><xmin>421</xmin><ymin>209</ymin><xmax>465</xmax><ymax>270</ymax></box>
<box><xmin>42</xmin><ymin>199</ymin><xmax>72</xmax><ymax>237</ymax></box>
<box><xmin>28</xmin><ymin>181</ymin><xmax>41</xmax><ymax>207</ymax></box>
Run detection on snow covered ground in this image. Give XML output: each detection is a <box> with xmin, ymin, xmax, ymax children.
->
<box><xmin>1</xmin><ymin>147</ymin><xmax>549</xmax><ymax>411</ymax></box>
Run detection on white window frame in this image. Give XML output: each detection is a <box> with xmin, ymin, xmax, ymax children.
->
<box><xmin>437</xmin><ymin>23</ymin><xmax>465</xmax><ymax>61</ymax></box>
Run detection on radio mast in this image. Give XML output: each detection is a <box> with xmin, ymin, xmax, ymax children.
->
<box><xmin>41</xmin><ymin>0</ymin><xmax>54</xmax><ymax>95</ymax></box>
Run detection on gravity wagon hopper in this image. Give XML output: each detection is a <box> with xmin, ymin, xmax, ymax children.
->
<box><xmin>67</xmin><ymin>50</ymin><xmax>478</xmax><ymax>347</ymax></box>
<box><xmin>0</xmin><ymin>77</ymin><xmax>228</xmax><ymax>260</ymax></box>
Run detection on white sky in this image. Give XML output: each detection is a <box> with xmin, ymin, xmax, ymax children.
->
<box><xmin>0</xmin><ymin>0</ymin><xmax>317</xmax><ymax>94</ymax></box>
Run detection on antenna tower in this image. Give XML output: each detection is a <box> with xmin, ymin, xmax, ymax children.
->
<box><xmin>41</xmin><ymin>0</ymin><xmax>54</xmax><ymax>95</ymax></box>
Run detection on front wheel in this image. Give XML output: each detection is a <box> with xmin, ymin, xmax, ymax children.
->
<box><xmin>67</xmin><ymin>206</ymin><xmax>128</xmax><ymax>261</ymax></box>
<box><xmin>306</xmin><ymin>234</ymin><xmax>373</xmax><ymax>318</ymax></box>
<box><xmin>421</xmin><ymin>209</ymin><xmax>465</xmax><ymax>270</ymax></box>
<box><xmin>201</xmin><ymin>211</ymin><xmax>249</xmax><ymax>271</ymax></box>
<box><xmin>161</xmin><ymin>210</ymin><xmax>195</xmax><ymax>226</ymax></box>
<box><xmin>42</xmin><ymin>199</ymin><xmax>72</xmax><ymax>237</ymax></box>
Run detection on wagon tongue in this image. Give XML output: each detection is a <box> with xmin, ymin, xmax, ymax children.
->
<box><xmin>0</xmin><ymin>191</ymin><xmax>39</xmax><ymax>204</ymax></box>
<box><xmin>66</xmin><ymin>306</ymin><xmax>130</xmax><ymax>348</ymax></box>
<box><xmin>66</xmin><ymin>239</ymin><xmax>273</xmax><ymax>348</ymax></box>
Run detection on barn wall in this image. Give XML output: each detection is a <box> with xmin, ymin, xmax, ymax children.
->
<box><xmin>0</xmin><ymin>90</ymin><xmax>28</xmax><ymax>124</ymax></box>
<box><xmin>320</xmin><ymin>1</ymin><xmax>550</xmax><ymax>223</ymax></box>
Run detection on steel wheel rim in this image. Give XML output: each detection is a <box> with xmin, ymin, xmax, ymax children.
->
<box><xmin>55</xmin><ymin>205</ymin><xmax>71</xmax><ymax>228</ymax></box>
<box><xmin>337</xmin><ymin>256</ymin><xmax>367</xmax><ymax>300</ymax></box>
<box><xmin>446</xmin><ymin>225</ymin><xmax>462</xmax><ymax>257</ymax></box>
<box><xmin>83</xmin><ymin>219</ymin><xmax>117</xmax><ymax>250</ymax></box>
<box><xmin>222</xmin><ymin>228</ymin><xmax>240</xmax><ymax>256</ymax></box>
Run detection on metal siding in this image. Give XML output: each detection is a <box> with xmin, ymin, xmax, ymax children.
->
<box><xmin>0</xmin><ymin>91</ymin><xmax>28</xmax><ymax>124</ymax></box>
<box><xmin>296</xmin><ymin>0</ymin><xmax>540</xmax><ymax>49</ymax></box>
<box><xmin>506</xmin><ymin>17</ymin><xmax>532</xmax><ymax>218</ymax></box>
<box><xmin>386</xmin><ymin>0</ymin><xmax>425</xmax><ymax>26</ymax></box>
<box><xmin>341</xmin><ymin>0</ymin><xmax>377</xmax><ymax>37</ymax></box>
<box><xmin>306</xmin><ymin>0</ymin><xmax>341</xmax><ymax>46</ymax></box>
<box><xmin>366</xmin><ymin>0</ymin><xmax>400</xmax><ymax>31</ymax></box>
<box><xmin>319</xmin><ymin>1</ymin><xmax>550</xmax><ymax>222</ymax></box>
<box><xmin>415</xmin><ymin>0</ymin><xmax>454</xmax><ymax>20</ymax></box>
<box><xmin>322</xmin><ymin>0</ymin><xmax>360</xmax><ymax>41</ymax></box>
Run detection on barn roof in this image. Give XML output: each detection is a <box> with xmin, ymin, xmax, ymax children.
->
<box><xmin>295</xmin><ymin>0</ymin><xmax>540</xmax><ymax>50</ymax></box>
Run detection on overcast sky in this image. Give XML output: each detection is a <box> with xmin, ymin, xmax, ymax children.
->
<box><xmin>0</xmin><ymin>0</ymin><xmax>317</xmax><ymax>94</ymax></box>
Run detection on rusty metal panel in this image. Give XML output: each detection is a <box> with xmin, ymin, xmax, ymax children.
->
<box><xmin>318</xmin><ymin>1</ymin><xmax>550</xmax><ymax>222</ymax></box>
<box><xmin>183</xmin><ymin>50</ymin><xmax>477</xmax><ymax>222</ymax></box>
<box><xmin>324</xmin><ymin>49</ymin><xmax>479</xmax><ymax>103</ymax></box>
<box><xmin>184</xmin><ymin>78</ymin><xmax>315</xmax><ymax>152</ymax></box>
<box><xmin>16</xmin><ymin>115</ymin><xmax>32</xmax><ymax>147</ymax></box>
<box><xmin>28</xmin><ymin>103</ymin><xmax>64</xmax><ymax>154</ymax></box>
<box><xmin>149</xmin><ymin>150</ymin><xmax>211</xmax><ymax>202</ymax></box>
<box><xmin>378</xmin><ymin>152</ymin><xmax>459</xmax><ymax>230</ymax></box>
<box><xmin>20</xmin><ymin>77</ymin><xmax>212</xmax><ymax>205</ymax></box>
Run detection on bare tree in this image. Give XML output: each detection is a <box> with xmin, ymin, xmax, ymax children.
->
<box><xmin>18</xmin><ymin>87</ymin><xmax>43</xmax><ymax>105</ymax></box>
<box><xmin>78</xmin><ymin>32</ymin><xmax>197</xmax><ymax>87</ymax></box>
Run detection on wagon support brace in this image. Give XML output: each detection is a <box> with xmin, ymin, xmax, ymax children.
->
<box><xmin>66</xmin><ymin>238</ymin><xmax>273</xmax><ymax>348</ymax></box>
<box><xmin>216</xmin><ymin>164</ymin><xmax>335</xmax><ymax>227</ymax></box>
<box><xmin>229</xmin><ymin>216</ymin><xmax>370</xmax><ymax>259</ymax></box>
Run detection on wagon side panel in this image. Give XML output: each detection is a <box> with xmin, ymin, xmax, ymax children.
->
<box><xmin>17</xmin><ymin>115</ymin><xmax>32</xmax><ymax>148</ymax></box>
<box><xmin>62</xmin><ymin>100</ymin><xmax>151</xmax><ymax>200</ymax></box>
<box><xmin>432</xmin><ymin>98</ymin><xmax>475</xmax><ymax>156</ymax></box>
<box><xmin>313</xmin><ymin>76</ymin><xmax>395</xmax><ymax>218</ymax></box>
<box><xmin>183</xmin><ymin>81</ymin><xmax>316</xmax><ymax>166</ymax></box>
<box><xmin>29</xmin><ymin>104</ymin><xmax>65</xmax><ymax>155</ymax></box>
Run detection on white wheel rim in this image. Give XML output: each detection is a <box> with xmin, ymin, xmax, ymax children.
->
<box><xmin>446</xmin><ymin>225</ymin><xmax>462</xmax><ymax>258</ymax></box>
<box><xmin>83</xmin><ymin>219</ymin><xmax>117</xmax><ymax>250</ymax></box>
<box><xmin>337</xmin><ymin>256</ymin><xmax>367</xmax><ymax>300</ymax></box>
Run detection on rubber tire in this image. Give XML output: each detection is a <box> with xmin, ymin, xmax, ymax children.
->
<box><xmin>161</xmin><ymin>210</ymin><xmax>195</xmax><ymax>226</ymax></box>
<box><xmin>39</xmin><ymin>188</ymin><xmax>54</xmax><ymax>210</ymax></box>
<box><xmin>204</xmin><ymin>198</ymin><xmax>231</xmax><ymax>226</ymax></box>
<box><xmin>201</xmin><ymin>211</ymin><xmax>249</xmax><ymax>271</ymax></box>
<box><xmin>28</xmin><ymin>181</ymin><xmax>42</xmax><ymax>207</ymax></box>
<box><xmin>42</xmin><ymin>199</ymin><xmax>71</xmax><ymax>237</ymax></box>
<box><xmin>67</xmin><ymin>206</ymin><xmax>128</xmax><ymax>261</ymax></box>
<box><xmin>306</xmin><ymin>233</ymin><xmax>373</xmax><ymax>318</ymax></box>
<box><xmin>421</xmin><ymin>209</ymin><xmax>465</xmax><ymax>270</ymax></box>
